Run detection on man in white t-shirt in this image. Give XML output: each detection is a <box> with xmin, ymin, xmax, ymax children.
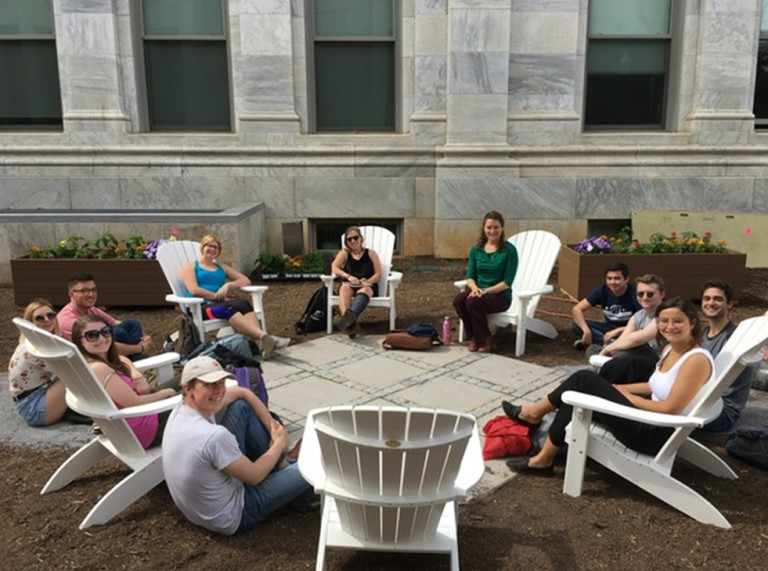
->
<box><xmin>162</xmin><ymin>357</ymin><xmax>313</xmax><ymax>534</ymax></box>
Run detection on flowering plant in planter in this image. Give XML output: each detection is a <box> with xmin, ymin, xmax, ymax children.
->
<box><xmin>574</xmin><ymin>227</ymin><xmax>727</xmax><ymax>255</ymax></box>
<box><xmin>27</xmin><ymin>229</ymin><xmax>180</xmax><ymax>260</ymax></box>
<box><xmin>256</xmin><ymin>251</ymin><xmax>333</xmax><ymax>275</ymax></box>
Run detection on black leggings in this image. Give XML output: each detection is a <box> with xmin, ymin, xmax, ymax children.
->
<box><xmin>547</xmin><ymin>370</ymin><xmax>672</xmax><ymax>455</ymax></box>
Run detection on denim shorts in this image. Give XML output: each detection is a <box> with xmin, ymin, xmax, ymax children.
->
<box><xmin>14</xmin><ymin>384</ymin><xmax>49</xmax><ymax>427</ymax></box>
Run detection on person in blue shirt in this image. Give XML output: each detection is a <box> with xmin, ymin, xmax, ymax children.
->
<box><xmin>571</xmin><ymin>261</ymin><xmax>641</xmax><ymax>349</ymax></box>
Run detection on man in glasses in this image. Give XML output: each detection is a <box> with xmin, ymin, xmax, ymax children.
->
<box><xmin>589</xmin><ymin>274</ymin><xmax>666</xmax><ymax>359</ymax></box>
<box><xmin>57</xmin><ymin>273</ymin><xmax>152</xmax><ymax>360</ymax></box>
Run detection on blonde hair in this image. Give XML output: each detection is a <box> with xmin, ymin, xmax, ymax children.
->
<box><xmin>200</xmin><ymin>234</ymin><xmax>222</xmax><ymax>255</ymax></box>
<box><xmin>19</xmin><ymin>298</ymin><xmax>59</xmax><ymax>343</ymax></box>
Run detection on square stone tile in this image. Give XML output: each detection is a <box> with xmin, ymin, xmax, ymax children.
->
<box><xmin>334</xmin><ymin>355</ymin><xmax>424</xmax><ymax>388</ymax></box>
<box><xmin>261</xmin><ymin>359</ymin><xmax>303</xmax><ymax>382</ymax></box>
<box><xmin>460</xmin><ymin>355</ymin><xmax>550</xmax><ymax>385</ymax></box>
<box><xmin>280</xmin><ymin>337</ymin><xmax>362</xmax><ymax>366</ymax></box>
<box><xmin>391</xmin><ymin>375</ymin><xmax>502</xmax><ymax>413</ymax></box>
<box><xmin>268</xmin><ymin>377</ymin><xmax>368</xmax><ymax>420</ymax></box>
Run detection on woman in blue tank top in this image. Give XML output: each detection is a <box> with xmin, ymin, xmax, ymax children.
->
<box><xmin>181</xmin><ymin>235</ymin><xmax>289</xmax><ymax>360</ymax></box>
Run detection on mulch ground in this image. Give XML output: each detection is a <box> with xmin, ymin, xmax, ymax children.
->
<box><xmin>3</xmin><ymin>260</ymin><xmax>768</xmax><ymax>570</ymax></box>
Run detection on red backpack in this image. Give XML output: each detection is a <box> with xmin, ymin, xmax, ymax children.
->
<box><xmin>482</xmin><ymin>416</ymin><xmax>532</xmax><ymax>460</ymax></box>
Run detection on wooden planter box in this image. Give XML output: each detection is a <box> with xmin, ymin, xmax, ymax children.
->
<box><xmin>11</xmin><ymin>258</ymin><xmax>170</xmax><ymax>307</ymax></box>
<box><xmin>557</xmin><ymin>246</ymin><xmax>747</xmax><ymax>301</ymax></box>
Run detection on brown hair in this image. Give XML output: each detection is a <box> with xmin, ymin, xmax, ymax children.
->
<box><xmin>72</xmin><ymin>315</ymin><xmax>131</xmax><ymax>377</ymax></box>
<box><xmin>635</xmin><ymin>274</ymin><xmax>665</xmax><ymax>292</ymax></box>
<box><xmin>655</xmin><ymin>296</ymin><xmax>702</xmax><ymax>350</ymax></box>
<box><xmin>199</xmin><ymin>234</ymin><xmax>222</xmax><ymax>255</ymax></box>
<box><xmin>475</xmin><ymin>211</ymin><xmax>506</xmax><ymax>250</ymax></box>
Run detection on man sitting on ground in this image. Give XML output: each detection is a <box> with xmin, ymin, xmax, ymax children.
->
<box><xmin>590</xmin><ymin>274</ymin><xmax>666</xmax><ymax>360</ymax></box>
<box><xmin>57</xmin><ymin>273</ymin><xmax>151</xmax><ymax>360</ymax></box>
<box><xmin>162</xmin><ymin>356</ymin><xmax>313</xmax><ymax>535</ymax></box>
<box><xmin>571</xmin><ymin>262</ymin><xmax>640</xmax><ymax>350</ymax></box>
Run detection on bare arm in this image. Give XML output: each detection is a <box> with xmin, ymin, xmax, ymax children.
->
<box><xmin>220</xmin><ymin>263</ymin><xmax>251</xmax><ymax>290</ymax></box>
<box><xmin>572</xmin><ymin>299</ymin><xmax>594</xmax><ymax>344</ymax></box>
<box><xmin>90</xmin><ymin>361</ymin><xmax>175</xmax><ymax>407</ymax></box>
<box><xmin>602</xmin><ymin>318</ymin><xmax>658</xmax><ymax>356</ymax></box>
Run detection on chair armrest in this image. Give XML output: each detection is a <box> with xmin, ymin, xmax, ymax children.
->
<box><xmin>320</xmin><ymin>274</ymin><xmax>335</xmax><ymax>288</ymax></box>
<box><xmin>106</xmin><ymin>394</ymin><xmax>183</xmax><ymax>419</ymax></box>
<box><xmin>165</xmin><ymin>294</ymin><xmax>205</xmax><ymax>305</ymax></box>
<box><xmin>515</xmin><ymin>284</ymin><xmax>553</xmax><ymax>300</ymax></box>
<box><xmin>561</xmin><ymin>391</ymin><xmax>705</xmax><ymax>428</ymax></box>
<box><xmin>240</xmin><ymin>285</ymin><xmax>268</xmax><ymax>296</ymax></box>
<box><xmin>134</xmin><ymin>352</ymin><xmax>179</xmax><ymax>371</ymax></box>
<box><xmin>588</xmin><ymin>355</ymin><xmax>612</xmax><ymax>368</ymax></box>
<box><xmin>453</xmin><ymin>279</ymin><xmax>468</xmax><ymax>291</ymax></box>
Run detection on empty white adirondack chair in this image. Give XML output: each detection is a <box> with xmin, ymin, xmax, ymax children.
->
<box><xmin>453</xmin><ymin>230</ymin><xmax>561</xmax><ymax>356</ymax></box>
<box><xmin>14</xmin><ymin>317</ymin><xmax>182</xmax><ymax>530</ymax></box>
<box><xmin>157</xmin><ymin>240</ymin><xmax>267</xmax><ymax>341</ymax></box>
<box><xmin>562</xmin><ymin>313</ymin><xmax>768</xmax><ymax>528</ymax></box>
<box><xmin>320</xmin><ymin>226</ymin><xmax>403</xmax><ymax>333</ymax></box>
<box><xmin>298</xmin><ymin>406</ymin><xmax>484</xmax><ymax>571</ymax></box>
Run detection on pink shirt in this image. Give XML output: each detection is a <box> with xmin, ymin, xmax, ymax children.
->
<box><xmin>109</xmin><ymin>369</ymin><xmax>159</xmax><ymax>449</ymax></box>
<box><xmin>57</xmin><ymin>303</ymin><xmax>117</xmax><ymax>341</ymax></box>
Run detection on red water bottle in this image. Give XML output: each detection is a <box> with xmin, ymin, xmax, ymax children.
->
<box><xmin>442</xmin><ymin>316</ymin><xmax>452</xmax><ymax>346</ymax></box>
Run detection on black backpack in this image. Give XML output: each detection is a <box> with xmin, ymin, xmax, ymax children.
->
<box><xmin>163</xmin><ymin>308</ymin><xmax>204</xmax><ymax>359</ymax></box>
<box><xmin>295</xmin><ymin>286</ymin><xmax>328</xmax><ymax>334</ymax></box>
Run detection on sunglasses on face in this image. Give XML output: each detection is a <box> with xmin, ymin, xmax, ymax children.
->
<box><xmin>33</xmin><ymin>311</ymin><xmax>57</xmax><ymax>323</ymax></box>
<box><xmin>81</xmin><ymin>326</ymin><xmax>113</xmax><ymax>343</ymax></box>
<box><xmin>637</xmin><ymin>291</ymin><xmax>655</xmax><ymax>298</ymax></box>
<box><xmin>345</xmin><ymin>235</ymin><xmax>361</xmax><ymax>243</ymax></box>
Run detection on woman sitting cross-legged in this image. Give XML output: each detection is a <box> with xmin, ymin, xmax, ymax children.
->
<box><xmin>502</xmin><ymin>296</ymin><xmax>714</xmax><ymax>476</ymax></box>
<box><xmin>182</xmin><ymin>234</ymin><xmax>290</xmax><ymax>360</ymax></box>
<box><xmin>73</xmin><ymin>315</ymin><xmax>177</xmax><ymax>449</ymax></box>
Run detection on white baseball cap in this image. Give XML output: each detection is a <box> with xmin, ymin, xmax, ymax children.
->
<box><xmin>181</xmin><ymin>356</ymin><xmax>234</xmax><ymax>386</ymax></box>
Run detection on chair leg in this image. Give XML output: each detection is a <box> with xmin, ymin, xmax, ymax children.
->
<box><xmin>458</xmin><ymin>320</ymin><xmax>465</xmax><ymax>344</ymax></box>
<box><xmin>389</xmin><ymin>300</ymin><xmax>396</xmax><ymax>331</ymax></box>
<box><xmin>563</xmin><ymin>407</ymin><xmax>592</xmax><ymax>497</ymax></box>
<box><xmin>41</xmin><ymin>438</ymin><xmax>111</xmax><ymax>494</ymax></box>
<box><xmin>678</xmin><ymin>438</ymin><xmax>738</xmax><ymax>479</ymax></box>
<box><xmin>79</xmin><ymin>456</ymin><xmax>165</xmax><ymax>529</ymax></box>
<box><xmin>515</xmin><ymin>317</ymin><xmax>527</xmax><ymax>357</ymax></box>
<box><xmin>315</xmin><ymin>495</ymin><xmax>331</xmax><ymax>571</ymax></box>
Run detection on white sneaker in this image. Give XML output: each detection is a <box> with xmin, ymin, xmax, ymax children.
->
<box><xmin>273</xmin><ymin>335</ymin><xmax>291</xmax><ymax>349</ymax></box>
<box><xmin>259</xmin><ymin>335</ymin><xmax>276</xmax><ymax>360</ymax></box>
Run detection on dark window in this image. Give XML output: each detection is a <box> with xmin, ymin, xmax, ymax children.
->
<box><xmin>311</xmin><ymin>0</ymin><xmax>396</xmax><ymax>132</ymax></box>
<box><xmin>0</xmin><ymin>0</ymin><xmax>62</xmax><ymax>130</ymax></box>
<box><xmin>755</xmin><ymin>4</ymin><xmax>768</xmax><ymax>128</ymax></box>
<box><xmin>314</xmin><ymin>219</ymin><xmax>400</xmax><ymax>252</ymax></box>
<box><xmin>141</xmin><ymin>0</ymin><xmax>231</xmax><ymax>131</ymax></box>
<box><xmin>585</xmin><ymin>0</ymin><xmax>671</xmax><ymax>130</ymax></box>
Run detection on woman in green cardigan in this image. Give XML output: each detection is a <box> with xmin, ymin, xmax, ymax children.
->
<box><xmin>452</xmin><ymin>211</ymin><xmax>518</xmax><ymax>353</ymax></box>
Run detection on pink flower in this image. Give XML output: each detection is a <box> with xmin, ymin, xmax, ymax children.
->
<box><xmin>670</xmin><ymin>231</ymin><xmax>677</xmax><ymax>239</ymax></box>
<box><xmin>704</xmin><ymin>231</ymin><xmax>712</xmax><ymax>239</ymax></box>
<box><xmin>745</xmin><ymin>227</ymin><xmax>752</xmax><ymax>236</ymax></box>
<box><xmin>171</xmin><ymin>227</ymin><xmax>179</xmax><ymax>237</ymax></box>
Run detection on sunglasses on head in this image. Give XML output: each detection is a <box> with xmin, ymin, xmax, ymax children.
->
<box><xmin>82</xmin><ymin>326</ymin><xmax>113</xmax><ymax>342</ymax></box>
<box><xmin>33</xmin><ymin>311</ymin><xmax>57</xmax><ymax>323</ymax></box>
<box><xmin>637</xmin><ymin>291</ymin><xmax>655</xmax><ymax>298</ymax></box>
<box><xmin>345</xmin><ymin>235</ymin><xmax>361</xmax><ymax>243</ymax></box>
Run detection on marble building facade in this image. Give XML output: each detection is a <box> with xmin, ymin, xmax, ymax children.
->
<box><xmin>1</xmin><ymin>0</ymin><xmax>768</xmax><ymax>281</ymax></box>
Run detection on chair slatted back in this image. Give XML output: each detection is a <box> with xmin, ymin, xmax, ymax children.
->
<box><xmin>157</xmin><ymin>240</ymin><xmax>200</xmax><ymax>299</ymax></box>
<box><xmin>339</xmin><ymin>226</ymin><xmax>395</xmax><ymax>298</ymax></box>
<box><xmin>311</xmin><ymin>405</ymin><xmax>476</xmax><ymax>544</ymax></box>
<box><xmin>13</xmin><ymin>318</ymin><xmax>146</xmax><ymax>458</ymax></box>
<box><xmin>508</xmin><ymin>230</ymin><xmax>561</xmax><ymax>318</ymax></box>
<box><xmin>656</xmin><ymin>314</ymin><xmax>768</xmax><ymax>463</ymax></box>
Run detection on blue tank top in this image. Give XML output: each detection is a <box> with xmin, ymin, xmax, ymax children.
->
<box><xmin>194</xmin><ymin>261</ymin><xmax>226</xmax><ymax>295</ymax></box>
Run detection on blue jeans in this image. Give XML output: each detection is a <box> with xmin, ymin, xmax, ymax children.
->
<box><xmin>221</xmin><ymin>400</ymin><xmax>314</xmax><ymax>533</ymax></box>
<box><xmin>14</xmin><ymin>384</ymin><xmax>48</xmax><ymax>427</ymax></box>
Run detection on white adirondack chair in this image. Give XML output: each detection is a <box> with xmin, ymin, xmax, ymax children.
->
<box><xmin>157</xmin><ymin>240</ymin><xmax>267</xmax><ymax>341</ymax></box>
<box><xmin>14</xmin><ymin>317</ymin><xmax>182</xmax><ymax>530</ymax></box>
<box><xmin>562</xmin><ymin>313</ymin><xmax>768</xmax><ymax>528</ymax></box>
<box><xmin>298</xmin><ymin>406</ymin><xmax>484</xmax><ymax>571</ymax></box>
<box><xmin>320</xmin><ymin>226</ymin><xmax>403</xmax><ymax>333</ymax></box>
<box><xmin>453</xmin><ymin>230</ymin><xmax>561</xmax><ymax>356</ymax></box>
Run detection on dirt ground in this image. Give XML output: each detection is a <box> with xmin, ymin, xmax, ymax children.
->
<box><xmin>3</xmin><ymin>259</ymin><xmax>768</xmax><ymax>570</ymax></box>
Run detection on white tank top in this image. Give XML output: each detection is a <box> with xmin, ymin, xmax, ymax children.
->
<box><xmin>649</xmin><ymin>347</ymin><xmax>715</xmax><ymax>414</ymax></box>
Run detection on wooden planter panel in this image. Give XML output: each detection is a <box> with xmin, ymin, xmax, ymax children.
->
<box><xmin>557</xmin><ymin>247</ymin><xmax>747</xmax><ymax>301</ymax></box>
<box><xmin>11</xmin><ymin>258</ymin><xmax>170</xmax><ymax>307</ymax></box>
